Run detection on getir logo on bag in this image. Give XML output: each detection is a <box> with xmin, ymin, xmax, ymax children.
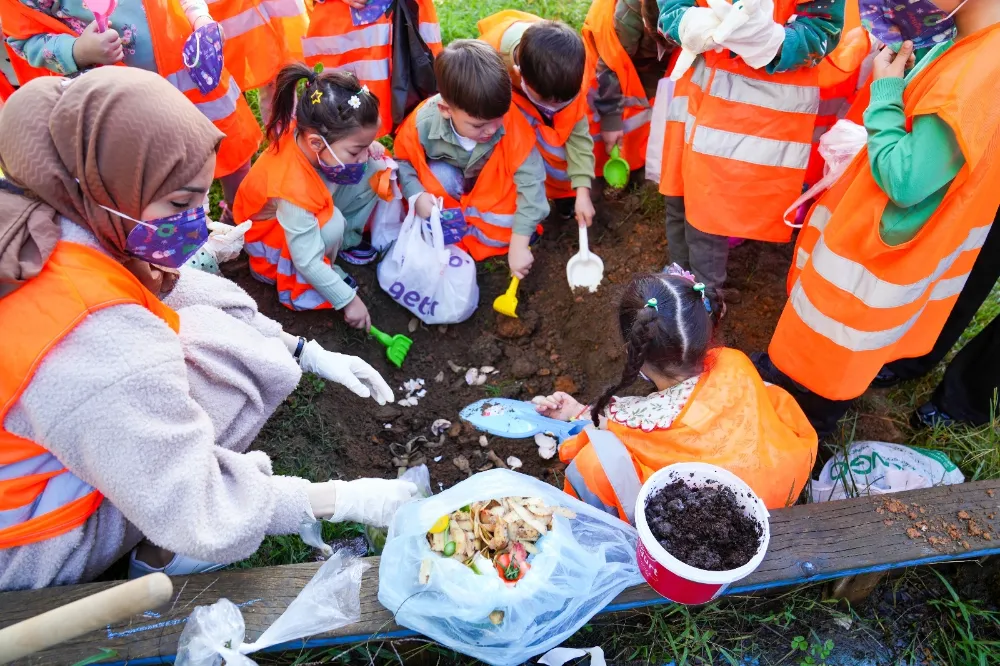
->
<box><xmin>387</xmin><ymin>282</ymin><xmax>440</xmax><ymax>316</ymax></box>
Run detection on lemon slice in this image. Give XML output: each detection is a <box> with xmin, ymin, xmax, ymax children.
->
<box><xmin>428</xmin><ymin>515</ymin><xmax>450</xmax><ymax>534</ymax></box>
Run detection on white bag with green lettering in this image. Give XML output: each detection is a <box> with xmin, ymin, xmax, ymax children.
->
<box><xmin>811</xmin><ymin>441</ymin><xmax>964</xmax><ymax>503</ymax></box>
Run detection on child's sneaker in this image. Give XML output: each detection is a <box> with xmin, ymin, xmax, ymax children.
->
<box><xmin>339</xmin><ymin>241</ymin><xmax>378</xmax><ymax>266</ymax></box>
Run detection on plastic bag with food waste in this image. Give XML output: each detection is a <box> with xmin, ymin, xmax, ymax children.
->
<box><xmin>378</xmin><ymin>469</ymin><xmax>644</xmax><ymax>666</ymax></box>
<box><xmin>175</xmin><ymin>551</ymin><xmax>367</xmax><ymax>666</ymax></box>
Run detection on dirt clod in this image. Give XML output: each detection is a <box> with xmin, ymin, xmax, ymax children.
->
<box><xmin>511</xmin><ymin>357</ymin><xmax>539</xmax><ymax>379</ymax></box>
<box><xmin>554</xmin><ymin>375</ymin><xmax>578</xmax><ymax>394</ymax></box>
<box><xmin>645</xmin><ymin>480</ymin><xmax>762</xmax><ymax>571</ymax></box>
<box><xmin>958</xmin><ymin>510</ymin><xmax>971</xmax><ymax>520</ymax></box>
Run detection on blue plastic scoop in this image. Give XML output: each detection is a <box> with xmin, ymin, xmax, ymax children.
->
<box><xmin>459</xmin><ymin>398</ymin><xmax>587</xmax><ymax>443</ymax></box>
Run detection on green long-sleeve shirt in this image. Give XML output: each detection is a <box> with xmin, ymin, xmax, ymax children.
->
<box><xmin>863</xmin><ymin>42</ymin><xmax>964</xmax><ymax>246</ymax></box>
<box><xmin>396</xmin><ymin>95</ymin><xmax>550</xmax><ymax>237</ymax></box>
<box><xmin>497</xmin><ymin>21</ymin><xmax>595</xmax><ymax>190</ymax></box>
<box><xmin>658</xmin><ymin>0</ymin><xmax>846</xmax><ymax>73</ymax></box>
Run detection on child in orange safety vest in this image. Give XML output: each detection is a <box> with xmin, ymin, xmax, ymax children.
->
<box><xmin>394</xmin><ymin>40</ymin><xmax>550</xmax><ymax>279</ymax></box>
<box><xmin>233</xmin><ymin>63</ymin><xmax>396</xmax><ymax>330</ymax></box>
<box><xmin>478</xmin><ymin>11</ymin><xmax>597</xmax><ymax>227</ymax></box>
<box><xmin>536</xmin><ymin>269</ymin><xmax>817</xmax><ymax>518</ymax></box>
<box><xmin>753</xmin><ymin>0</ymin><xmax>1000</xmax><ymax>437</ymax></box>
<box><xmin>303</xmin><ymin>0</ymin><xmax>442</xmax><ymax>136</ymax></box>
<box><xmin>0</xmin><ymin>0</ymin><xmax>262</xmax><ymax>210</ymax></box>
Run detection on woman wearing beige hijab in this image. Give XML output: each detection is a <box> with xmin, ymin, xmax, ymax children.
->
<box><xmin>0</xmin><ymin>67</ymin><xmax>415</xmax><ymax>591</ymax></box>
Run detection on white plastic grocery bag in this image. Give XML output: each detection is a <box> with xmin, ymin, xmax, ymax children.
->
<box><xmin>377</xmin><ymin>195</ymin><xmax>479</xmax><ymax>324</ymax></box>
<box><xmin>369</xmin><ymin>157</ymin><xmax>405</xmax><ymax>252</ymax></box>
<box><xmin>377</xmin><ymin>469</ymin><xmax>644</xmax><ymax>666</ymax></box>
<box><xmin>645</xmin><ymin>77</ymin><xmax>675</xmax><ymax>184</ymax></box>
<box><xmin>811</xmin><ymin>441</ymin><xmax>965</xmax><ymax>503</ymax></box>
<box><xmin>175</xmin><ymin>551</ymin><xmax>366</xmax><ymax>666</ymax></box>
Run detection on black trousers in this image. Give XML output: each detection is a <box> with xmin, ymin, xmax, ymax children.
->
<box><xmin>788</xmin><ymin>208</ymin><xmax>1000</xmax><ymax>433</ymax></box>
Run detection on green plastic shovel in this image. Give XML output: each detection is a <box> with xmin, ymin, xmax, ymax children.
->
<box><xmin>603</xmin><ymin>145</ymin><xmax>630</xmax><ymax>189</ymax></box>
<box><xmin>369</xmin><ymin>325</ymin><xmax>412</xmax><ymax>368</ymax></box>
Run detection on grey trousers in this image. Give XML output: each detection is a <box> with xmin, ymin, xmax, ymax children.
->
<box><xmin>664</xmin><ymin>195</ymin><xmax>729</xmax><ymax>289</ymax></box>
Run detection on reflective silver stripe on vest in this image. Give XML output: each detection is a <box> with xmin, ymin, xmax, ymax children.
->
<box><xmin>796</xmin><ymin>246</ymin><xmax>810</xmax><ymax>270</ymax></box>
<box><xmin>419</xmin><ymin>22</ymin><xmax>441</xmax><ymax>44</ymax></box>
<box><xmin>0</xmin><ymin>452</ymin><xmax>65</xmax><ymax>481</ymax></box>
<box><xmin>544</xmin><ymin>161</ymin><xmax>569</xmax><ymax>182</ymax></box>
<box><xmin>195</xmin><ymin>77</ymin><xmax>242</xmax><ymax>121</ymax></box>
<box><xmin>586</xmin><ymin>429</ymin><xmax>642</xmax><ymax>524</ymax></box>
<box><xmin>666</xmin><ymin>96</ymin><xmax>689</xmax><ymax>123</ymax></box>
<box><xmin>565</xmin><ymin>460</ymin><xmax>619</xmax><ymax>519</ymax></box>
<box><xmin>790</xmin><ymin>271</ymin><xmax>970</xmax><ymax>353</ymax></box>
<box><xmin>219</xmin><ymin>0</ymin><xmax>305</xmax><ymax>39</ymax></box>
<box><xmin>245</xmin><ymin>240</ymin><xmax>281</xmax><ymax>264</ymax></box>
<box><xmin>0</xmin><ymin>470</ymin><xmax>96</xmax><ymax>529</ymax></box>
<box><xmin>691</xmin><ymin>125</ymin><xmax>811</xmax><ymax>170</ymax></box>
<box><xmin>463</xmin><ymin>225</ymin><xmax>509</xmax><ymax>248</ymax></box>
<box><xmin>818</xmin><ymin>96</ymin><xmax>849</xmax><ymax>118</ymax></box>
<box><xmin>709</xmin><ymin>70</ymin><xmax>820</xmax><ymax>115</ymax></box>
<box><xmin>302</xmin><ymin>23</ymin><xmax>391</xmax><ymax>58</ymax></box>
<box><xmin>809</xmin><ymin>223</ymin><xmax>990</xmax><ymax>309</ymax></box>
<box><xmin>690</xmin><ymin>57</ymin><xmax>710</xmax><ymax>91</ymax></box>
<box><xmin>338</xmin><ymin>59</ymin><xmax>390</xmax><ymax>81</ymax></box>
<box><xmin>465</xmin><ymin>206</ymin><xmax>515</xmax><ymax>229</ymax></box>
<box><xmin>517</xmin><ymin>107</ymin><xmax>569</xmax><ymax>159</ymax></box>
<box><xmin>278</xmin><ymin>288</ymin><xmax>329</xmax><ymax>310</ymax></box>
<box><xmin>622</xmin><ymin>95</ymin><xmax>650</xmax><ymax>110</ymax></box>
<box><xmin>623</xmin><ymin>108</ymin><xmax>652</xmax><ymax>134</ymax></box>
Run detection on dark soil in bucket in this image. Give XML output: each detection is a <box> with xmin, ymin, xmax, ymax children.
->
<box><xmin>645</xmin><ymin>479</ymin><xmax>762</xmax><ymax>571</ymax></box>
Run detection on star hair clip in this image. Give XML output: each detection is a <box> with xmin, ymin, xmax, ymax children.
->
<box><xmin>310</xmin><ymin>89</ymin><xmax>323</xmax><ymax>105</ymax></box>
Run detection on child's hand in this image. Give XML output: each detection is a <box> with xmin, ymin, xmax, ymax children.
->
<box><xmin>340</xmin><ymin>0</ymin><xmax>368</xmax><ymax>8</ymax></box>
<box><xmin>508</xmin><ymin>234</ymin><xmax>534</xmax><ymax>279</ymax></box>
<box><xmin>368</xmin><ymin>141</ymin><xmax>386</xmax><ymax>160</ymax></box>
<box><xmin>873</xmin><ymin>41</ymin><xmax>915</xmax><ymax>80</ymax></box>
<box><xmin>73</xmin><ymin>21</ymin><xmax>123</xmax><ymax>68</ymax></box>
<box><xmin>532</xmin><ymin>392</ymin><xmax>585</xmax><ymax>421</ymax></box>
<box><xmin>192</xmin><ymin>15</ymin><xmax>215</xmax><ymax>31</ymax></box>
<box><xmin>601</xmin><ymin>129</ymin><xmax>623</xmax><ymax>155</ymax></box>
<box><xmin>575</xmin><ymin>187</ymin><xmax>595</xmax><ymax>228</ymax></box>
<box><xmin>414</xmin><ymin>192</ymin><xmax>436</xmax><ymax>219</ymax></box>
<box><xmin>342</xmin><ymin>295</ymin><xmax>371</xmax><ymax>331</ymax></box>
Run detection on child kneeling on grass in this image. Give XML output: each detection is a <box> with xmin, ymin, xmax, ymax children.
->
<box><xmin>234</xmin><ymin>63</ymin><xmax>394</xmax><ymax>331</ymax></box>
<box><xmin>536</xmin><ymin>269</ymin><xmax>818</xmax><ymax>516</ymax></box>
<box><xmin>394</xmin><ymin>39</ymin><xmax>549</xmax><ymax>279</ymax></box>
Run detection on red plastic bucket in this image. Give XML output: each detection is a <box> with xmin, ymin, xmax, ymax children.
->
<box><xmin>634</xmin><ymin>463</ymin><xmax>770</xmax><ymax>605</ymax></box>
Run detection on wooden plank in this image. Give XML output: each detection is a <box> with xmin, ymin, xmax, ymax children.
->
<box><xmin>4</xmin><ymin>479</ymin><xmax>1000</xmax><ymax>665</ymax></box>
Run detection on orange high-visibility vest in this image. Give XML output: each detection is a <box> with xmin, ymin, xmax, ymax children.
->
<box><xmin>0</xmin><ymin>0</ymin><xmax>261</xmax><ymax>178</ymax></box>
<box><xmin>770</xmin><ymin>24</ymin><xmax>1000</xmax><ymax>401</ymax></box>
<box><xmin>582</xmin><ymin>0</ymin><xmax>654</xmax><ymax>173</ymax></box>
<box><xmin>393</xmin><ymin>98</ymin><xmax>538</xmax><ymax>261</ymax></box>
<box><xmin>233</xmin><ymin>132</ymin><xmax>339</xmax><ymax>311</ymax></box>
<box><xmin>559</xmin><ymin>348</ymin><xmax>817</xmax><ymax>519</ymax></box>
<box><xmin>205</xmin><ymin>0</ymin><xmax>308</xmax><ymax>92</ymax></box>
<box><xmin>478</xmin><ymin>10</ymin><xmax>594</xmax><ymax>200</ymax></box>
<box><xmin>658</xmin><ymin>0</ymin><xmax>838</xmax><ymax>243</ymax></box>
<box><xmin>303</xmin><ymin>0</ymin><xmax>442</xmax><ymax>136</ymax></box>
<box><xmin>0</xmin><ymin>241</ymin><xmax>180</xmax><ymax>549</ymax></box>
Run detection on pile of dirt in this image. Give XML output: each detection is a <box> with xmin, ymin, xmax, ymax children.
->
<box><xmin>645</xmin><ymin>480</ymin><xmax>762</xmax><ymax>571</ymax></box>
<box><xmin>876</xmin><ymin>491</ymin><xmax>999</xmax><ymax>553</ymax></box>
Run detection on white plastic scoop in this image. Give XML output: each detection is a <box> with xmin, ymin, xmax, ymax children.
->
<box><xmin>566</xmin><ymin>225</ymin><xmax>604</xmax><ymax>293</ymax></box>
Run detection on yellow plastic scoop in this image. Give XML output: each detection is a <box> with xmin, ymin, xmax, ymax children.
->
<box><xmin>603</xmin><ymin>145</ymin><xmax>630</xmax><ymax>189</ymax></box>
<box><xmin>566</xmin><ymin>225</ymin><xmax>604</xmax><ymax>293</ymax></box>
<box><xmin>493</xmin><ymin>276</ymin><xmax>520</xmax><ymax>318</ymax></box>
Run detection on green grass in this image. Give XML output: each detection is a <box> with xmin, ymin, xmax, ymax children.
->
<box><xmin>435</xmin><ymin>0</ymin><xmax>589</xmax><ymax>43</ymax></box>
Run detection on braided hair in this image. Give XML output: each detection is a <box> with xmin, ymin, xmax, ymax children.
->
<box><xmin>266</xmin><ymin>63</ymin><xmax>381</xmax><ymax>146</ymax></box>
<box><xmin>591</xmin><ymin>273</ymin><xmax>724</xmax><ymax>427</ymax></box>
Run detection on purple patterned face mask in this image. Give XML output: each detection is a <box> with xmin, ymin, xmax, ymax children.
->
<box><xmin>182</xmin><ymin>22</ymin><xmax>225</xmax><ymax>95</ymax></box>
<box><xmin>315</xmin><ymin>135</ymin><xmax>368</xmax><ymax>185</ymax></box>
<box><xmin>102</xmin><ymin>204</ymin><xmax>210</xmax><ymax>268</ymax></box>
<box><xmin>859</xmin><ymin>0</ymin><xmax>968</xmax><ymax>51</ymax></box>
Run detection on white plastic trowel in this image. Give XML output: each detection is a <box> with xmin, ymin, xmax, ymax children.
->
<box><xmin>566</xmin><ymin>225</ymin><xmax>604</xmax><ymax>293</ymax></box>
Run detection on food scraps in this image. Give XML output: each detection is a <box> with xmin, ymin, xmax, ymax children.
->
<box><xmin>422</xmin><ymin>497</ymin><xmax>576</xmax><ymax>591</ymax></box>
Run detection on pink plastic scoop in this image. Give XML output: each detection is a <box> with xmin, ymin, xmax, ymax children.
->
<box><xmin>83</xmin><ymin>0</ymin><xmax>117</xmax><ymax>32</ymax></box>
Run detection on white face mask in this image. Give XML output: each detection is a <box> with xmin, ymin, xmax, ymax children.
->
<box><xmin>519</xmin><ymin>80</ymin><xmax>574</xmax><ymax>118</ymax></box>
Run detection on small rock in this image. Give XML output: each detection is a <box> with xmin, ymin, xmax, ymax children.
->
<box><xmin>408</xmin><ymin>317</ymin><xmax>420</xmax><ymax>333</ymax></box>
<box><xmin>479</xmin><ymin>435</ymin><xmax>489</xmax><ymax>447</ymax></box>
<box><xmin>447</xmin><ymin>360</ymin><xmax>464</xmax><ymax>373</ymax></box>
<box><xmin>374</xmin><ymin>405</ymin><xmax>402</xmax><ymax>421</ymax></box>
<box><xmin>453</xmin><ymin>456</ymin><xmax>471</xmax><ymax>474</ymax></box>
<box><xmin>511</xmin><ymin>358</ymin><xmax>538</xmax><ymax>379</ymax></box>
<box><xmin>486</xmin><ymin>450</ymin><xmax>508</xmax><ymax>468</ymax></box>
<box><xmin>434</xmin><ymin>456</ymin><xmax>442</xmax><ymax>462</ymax></box>
<box><xmin>506</xmin><ymin>456</ymin><xmax>523</xmax><ymax>470</ymax></box>
<box><xmin>448</xmin><ymin>423</ymin><xmax>463</xmax><ymax>438</ymax></box>
<box><xmin>384</xmin><ymin>424</ymin><xmax>392</xmax><ymax>429</ymax></box>
<box><xmin>435</xmin><ymin>371</ymin><xmax>445</xmax><ymax>383</ymax></box>
<box><xmin>538</xmin><ymin>368</ymin><xmax>551</xmax><ymax>376</ymax></box>
<box><xmin>554</xmin><ymin>375</ymin><xmax>578</xmax><ymax>394</ymax></box>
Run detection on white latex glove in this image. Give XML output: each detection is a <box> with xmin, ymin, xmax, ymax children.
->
<box><xmin>310</xmin><ymin>479</ymin><xmax>419</xmax><ymax>526</ymax></box>
<box><xmin>204</xmin><ymin>220</ymin><xmax>251</xmax><ymax>264</ymax></box>
<box><xmin>299</xmin><ymin>340</ymin><xmax>394</xmax><ymax>405</ymax></box>
<box><xmin>670</xmin><ymin>6</ymin><xmax>723</xmax><ymax>80</ymax></box>
<box><xmin>706</xmin><ymin>0</ymin><xmax>786</xmax><ymax>69</ymax></box>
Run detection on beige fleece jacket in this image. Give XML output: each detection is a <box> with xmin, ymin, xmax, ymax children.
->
<box><xmin>0</xmin><ymin>220</ymin><xmax>314</xmax><ymax>591</ymax></box>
